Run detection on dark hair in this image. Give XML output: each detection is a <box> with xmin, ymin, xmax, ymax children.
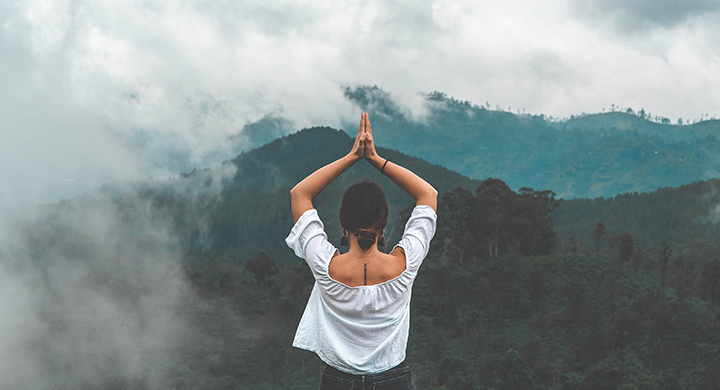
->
<box><xmin>339</xmin><ymin>180</ymin><xmax>389</xmax><ymax>250</ymax></box>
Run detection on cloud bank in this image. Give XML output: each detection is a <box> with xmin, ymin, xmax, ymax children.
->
<box><xmin>0</xmin><ymin>188</ymin><xmax>190</xmax><ymax>388</ymax></box>
<box><xmin>1</xmin><ymin>0</ymin><xmax>719</xmax><ymax>207</ymax></box>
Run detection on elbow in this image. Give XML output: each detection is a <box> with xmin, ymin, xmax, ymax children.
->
<box><xmin>289</xmin><ymin>186</ymin><xmax>299</xmax><ymax>207</ymax></box>
<box><xmin>290</xmin><ymin>183</ymin><xmax>304</xmax><ymax>198</ymax></box>
<box><xmin>290</xmin><ymin>185</ymin><xmax>307</xmax><ymax>202</ymax></box>
<box><xmin>416</xmin><ymin>186</ymin><xmax>438</xmax><ymax>211</ymax></box>
<box><xmin>427</xmin><ymin>186</ymin><xmax>438</xmax><ymax>200</ymax></box>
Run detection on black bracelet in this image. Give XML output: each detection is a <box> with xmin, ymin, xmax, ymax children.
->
<box><xmin>380</xmin><ymin>159</ymin><xmax>389</xmax><ymax>175</ymax></box>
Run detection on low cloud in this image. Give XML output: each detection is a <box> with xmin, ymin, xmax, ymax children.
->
<box><xmin>0</xmin><ymin>180</ymin><xmax>208</xmax><ymax>389</ymax></box>
<box><xmin>710</xmin><ymin>203</ymin><xmax>720</xmax><ymax>224</ymax></box>
<box><xmin>2</xmin><ymin>0</ymin><xmax>720</xmax><ymax>209</ymax></box>
<box><xmin>571</xmin><ymin>0</ymin><xmax>720</xmax><ymax>32</ymax></box>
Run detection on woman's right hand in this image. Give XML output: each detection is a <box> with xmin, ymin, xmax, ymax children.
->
<box><xmin>361</xmin><ymin>112</ymin><xmax>382</xmax><ymax>165</ymax></box>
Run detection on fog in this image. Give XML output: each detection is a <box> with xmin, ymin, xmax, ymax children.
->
<box><xmin>2</xmin><ymin>0</ymin><xmax>720</xmax><ymax>208</ymax></box>
<box><xmin>0</xmin><ymin>164</ymin><xmax>236</xmax><ymax>389</ymax></box>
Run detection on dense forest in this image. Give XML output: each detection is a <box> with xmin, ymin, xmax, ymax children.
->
<box><xmin>553</xmin><ymin>180</ymin><xmax>720</xmax><ymax>256</ymax></box>
<box><xmin>7</xmin><ymin>126</ymin><xmax>720</xmax><ymax>389</ymax></box>
<box><xmin>29</xmin><ymin>178</ymin><xmax>720</xmax><ymax>389</ymax></box>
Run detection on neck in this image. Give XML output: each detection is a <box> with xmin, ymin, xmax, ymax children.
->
<box><xmin>348</xmin><ymin>245</ymin><xmax>379</xmax><ymax>257</ymax></box>
<box><xmin>346</xmin><ymin>232</ymin><xmax>380</xmax><ymax>256</ymax></box>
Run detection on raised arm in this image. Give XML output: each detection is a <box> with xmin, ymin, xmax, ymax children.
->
<box><xmin>362</xmin><ymin>113</ymin><xmax>438</xmax><ymax>211</ymax></box>
<box><xmin>290</xmin><ymin>113</ymin><xmax>368</xmax><ymax>222</ymax></box>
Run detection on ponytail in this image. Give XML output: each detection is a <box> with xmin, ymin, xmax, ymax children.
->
<box><xmin>355</xmin><ymin>228</ymin><xmax>378</xmax><ymax>250</ymax></box>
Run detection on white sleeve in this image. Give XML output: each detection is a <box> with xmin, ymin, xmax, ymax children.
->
<box><xmin>395</xmin><ymin>205</ymin><xmax>437</xmax><ymax>274</ymax></box>
<box><xmin>285</xmin><ymin>209</ymin><xmax>336</xmax><ymax>278</ymax></box>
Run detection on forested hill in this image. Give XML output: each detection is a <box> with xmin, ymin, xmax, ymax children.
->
<box><xmin>15</xmin><ymin>124</ymin><xmax>720</xmax><ymax>389</ymax></box>
<box><xmin>33</xmin><ymin>127</ymin><xmax>479</xmax><ymax>278</ymax></box>
<box><xmin>552</xmin><ymin>179</ymin><xmax>720</xmax><ymax>259</ymax></box>
<box><xmin>333</xmin><ymin>86</ymin><xmax>720</xmax><ymax>198</ymax></box>
<box><xmin>182</xmin><ymin>126</ymin><xmax>479</xmax><ymax>272</ymax></box>
<box><xmin>29</xmin><ymin>124</ymin><xmax>720</xmax><ymax>277</ymax></box>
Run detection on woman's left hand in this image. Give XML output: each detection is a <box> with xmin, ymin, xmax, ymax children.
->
<box><xmin>349</xmin><ymin>112</ymin><xmax>368</xmax><ymax>160</ymax></box>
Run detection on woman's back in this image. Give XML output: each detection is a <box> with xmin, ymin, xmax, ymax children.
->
<box><xmin>287</xmin><ymin>205</ymin><xmax>436</xmax><ymax>375</ymax></box>
<box><xmin>328</xmin><ymin>249</ymin><xmax>406</xmax><ymax>287</ymax></box>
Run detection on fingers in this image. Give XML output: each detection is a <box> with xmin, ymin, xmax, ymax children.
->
<box><xmin>365</xmin><ymin>112</ymin><xmax>372</xmax><ymax>136</ymax></box>
<box><xmin>356</xmin><ymin>112</ymin><xmax>375</xmax><ymax>160</ymax></box>
<box><xmin>358</xmin><ymin>112</ymin><xmax>365</xmax><ymax>137</ymax></box>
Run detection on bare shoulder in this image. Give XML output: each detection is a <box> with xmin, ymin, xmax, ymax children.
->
<box><xmin>328</xmin><ymin>251</ymin><xmax>346</xmax><ymax>273</ymax></box>
<box><xmin>381</xmin><ymin>249</ymin><xmax>407</xmax><ymax>276</ymax></box>
<box><xmin>390</xmin><ymin>246</ymin><xmax>406</xmax><ymax>258</ymax></box>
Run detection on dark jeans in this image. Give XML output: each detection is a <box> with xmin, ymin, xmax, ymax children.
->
<box><xmin>319</xmin><ymin>362</ymin><xmax>415</xmax><ymax>390</ymax></box>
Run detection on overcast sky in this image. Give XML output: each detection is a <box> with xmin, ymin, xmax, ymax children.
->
<box><xmin>1</xmin><ymin>0</ymin><xmax>719</xmax><ymax>207</ymax></box>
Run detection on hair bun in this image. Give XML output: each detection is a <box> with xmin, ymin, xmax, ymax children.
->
<box><xmin>355</xmin><ymin>228</ymin><xmax>378</xmax><ymax>250</ymax></box>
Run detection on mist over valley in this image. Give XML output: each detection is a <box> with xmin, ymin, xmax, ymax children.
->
<box><xmin>3</xmin><ymin>91</ymin><xmax>720</xmax><ymax>388</ymax></box>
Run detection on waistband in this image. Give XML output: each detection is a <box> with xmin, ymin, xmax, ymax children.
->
<box><xmin>323</xmin><ymin>362</ymin><xmax>410</xmax><ymax>381</ymax></box>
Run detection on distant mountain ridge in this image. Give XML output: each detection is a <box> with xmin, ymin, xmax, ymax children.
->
<box><xmin>332</xmin><ymin>86</ymin><xmax>720</xmax><ymax>198</ymax></box>
<box><xmin>19</xmin><ymin>124</ymin><xmax>720</xmax><ymax>277</ymax></box>
<box><xmin>557</xmin><ymin>111</ymin><xmax>720</xmax><ymax>141</ymax></box>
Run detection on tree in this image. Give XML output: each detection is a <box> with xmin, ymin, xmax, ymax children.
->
<box><xmin>218</xmin><ymin>272</ymin><xmax>235</xmax><ymax>297</ymax></box>
<box><xmin>475</xmin><ymin>178</ymin><xmax>516</xmax><ymax>258</ymax></box>
<box><xmin>592</xmin><ymin>221</ymin><xmax>607</xmax><ymax>255</ymax></box>
<box><xmin>701</xmin><ymin>258</ymin><xmax>720</xmax><ymax>307</ymax></box>
<box><xmin>632</xmin><ymin>246</ymin><xmax>644</xmax><ymax>272</ymax></box>
<box><xmin>565</xmin><ymin>280</ymin><xmax>586</xmax><ymax>363</ymax></box>
<box><xmin>672</xmin><ymin>254</ymin><xmax>699</xmax><ymax>299</ymax></box>
<box><xmin>515</xmin><ymin>187</ymin><xmax>560</xmax><ymax>256</ymax></box>
<box><xmin>659</xmin><ymin>241</ymin><xmax>672</xmax><ymax>290</ymax></box>
<box><xmin>569</xmin><ymin>235</ymin><xmax>581</xmax><ymax>253</ymax></box>
<box><xmin>246</xmin><ymin>251</ymin><xmax>279</xmax><ymax>290</ymax></box>
<box><xmin>436</xmin><ymin>187</ymin><xmax>476</xmax><ymax>262</ymax></box>
<box><xmin>436</xmin><ymin>179</ymin><xmax>559</xmax><ymax>261</ymax></box>
<box><xmin>617</xmin><ymin>232</ymin><xmax>634</xmax><ymax>264</ymax></box>
<box><xmin>497</xmin><ymin>349</ymin><xmax>535</xmax><ymax>390</ymax></box>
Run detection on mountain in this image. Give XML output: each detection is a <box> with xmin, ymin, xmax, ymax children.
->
<box><xmin>23</xmin><ymin>127</ymin><xmax>479</xmax><ymax>279</ymax></box>
<box><xmin>14</xmin><ymin>124</ymin><xmax>720</xmax><ymax>389</ymax></box>
<box><xmin>212</xmin><ymin>86</ymin><xmax>720</xmax><ymax>199</ymax></box>
<box><xmin>337</xmin><ymin>86</ymin><xmax>720</xmax><ymax>198</ymax></box>
<box><xmin>558</xmin><ymin>111</ymin><xmax>720</xmax><ymax>141</ymax></box>
<box><xmin>24</xmin><ymin>124</ymin><xmax>720</xmax><ymax>278</ymax></box>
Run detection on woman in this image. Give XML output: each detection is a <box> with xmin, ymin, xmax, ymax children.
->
<box><xmin>286</xmin><ymin>112</ymin><xmax>437</xmax><ymax>389</ymax></box>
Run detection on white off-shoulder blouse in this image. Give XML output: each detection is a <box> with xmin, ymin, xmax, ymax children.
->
<box><xmin>285</xmin><ymin>205</ymin><xmax>437</xmax><ymax>375</ymax></box>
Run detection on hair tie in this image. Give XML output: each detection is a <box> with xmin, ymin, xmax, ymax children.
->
<box><xmin>380</xmin><ymin>159</ymin><xmax>389</xmax><ymax>175</ymax></box>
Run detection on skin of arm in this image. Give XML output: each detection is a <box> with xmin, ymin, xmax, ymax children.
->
<box><xmin>362</xmin><ymin>113</ymin><xmax>438</xmax><ymax>211</ymax></box>
<box><xmin>290</xmin><ymin>113</ymin><xmax>367</xmax><ymax>223</ymax></box>
<box><xmin>290</xmin><ymin>112</ymin><xmax>438</xmax><ymax>224</ymax></box>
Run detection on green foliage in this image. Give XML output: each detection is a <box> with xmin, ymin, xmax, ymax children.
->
<box><xmin>435</xmin><ymin>179</ymin><xmax>559</xmax><ymax>261</ymax></box>
<box><xmin>497</xmin><ymin>349</ymin><xmax>535</xmax><ymax>390</ymax></box>
<box><xmin>245</xmin><ymin>251</ymin><xmax>279</xmax><ymax>290</ymax></box>
<box><xmin>552</xmin><ymin>179</ymin><xmax>720</xmax><ymax>258</ymax></box>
